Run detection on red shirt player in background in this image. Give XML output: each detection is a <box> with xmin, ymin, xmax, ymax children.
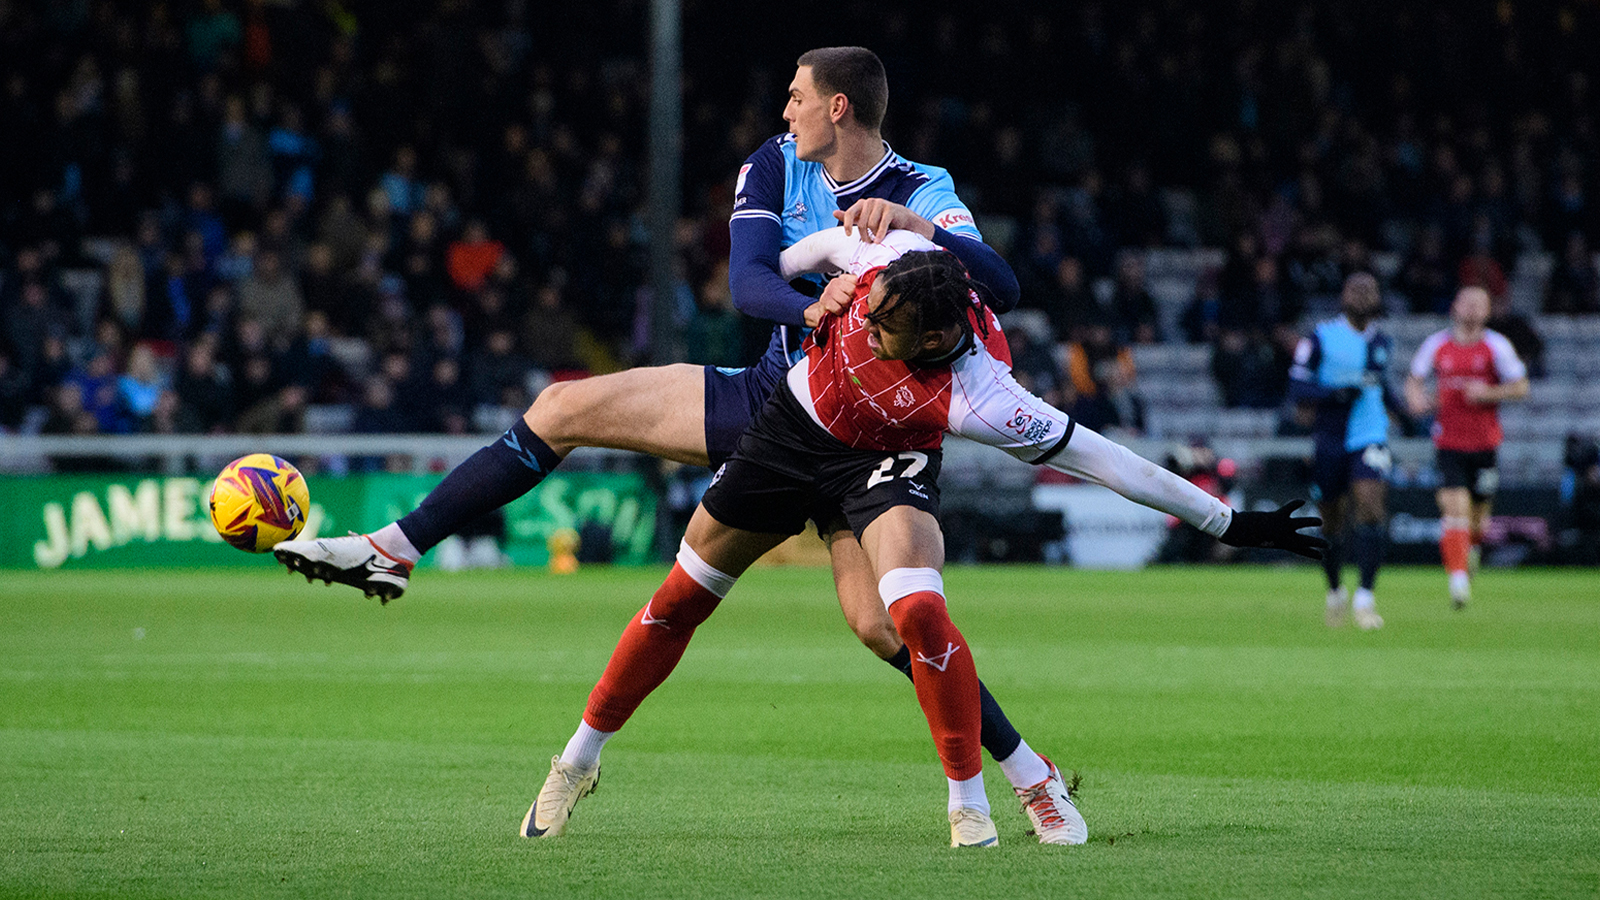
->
<box><xmin>1405</xmin><ymin>286</ymin><xmax>1530</xmax><ymax>609</ymax></box>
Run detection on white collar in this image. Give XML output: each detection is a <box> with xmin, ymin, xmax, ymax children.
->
<box><xmin>823</xmin><ymin>141</ymin><xmax>897</xmax><ymax>196</ymax></box>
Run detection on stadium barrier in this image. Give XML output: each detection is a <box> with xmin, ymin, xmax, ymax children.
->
<box><xmin>0</xmin><ymin>433</ymin><xmax>1581</xmax><ymax>569</ymax></box>
<box><xmin>0</xmin><ymin>470</ymin><xmax>656</xmax><ymax>571</ymax></box>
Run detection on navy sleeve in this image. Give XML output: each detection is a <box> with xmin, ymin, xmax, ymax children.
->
<box><xmin>729</xmin><ymin>219</ymin><xmax>814</xmax><ymax>326</ymax></box>
<box><xmin>728</xmin><ymin>138</ymin><xmax>814</xmax><ymax>326</ymax></box>
<box><xmin>934</xmin><ymin>225</ymin><xmax>1019</xmax><ymax>314</ymax></box>
<box><xmin>1288</xmin><ymin>333</ymin><xmax>1332</xmax><ymax>402</ymax></box>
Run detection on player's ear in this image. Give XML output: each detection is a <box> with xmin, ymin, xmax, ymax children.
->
<box><xmin>829</xmin><ymin>93</ymin><xmax>849</xmax><ymax>125</ymax></box>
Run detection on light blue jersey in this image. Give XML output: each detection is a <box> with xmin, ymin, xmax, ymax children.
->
<box><xmin>1290</xmin><ymin>315</ymin><xmax>1394</xmax><ymax>454</ymax></box>
<box><xmin>730</xmin><ymin>134</ymin><xmax>984</xmax><ymax>366</ymax></box>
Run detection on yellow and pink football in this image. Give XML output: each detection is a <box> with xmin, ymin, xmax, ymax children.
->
<box><xmin>209</xmin><ymin>454</ymin><xmax>310</xmax><ymax>553</ymax></box>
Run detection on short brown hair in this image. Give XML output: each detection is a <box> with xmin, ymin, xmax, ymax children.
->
<box><xmin>797</xmin><ymin>47</ymin><xmax>888</xmax><ymax>130</ymax></box>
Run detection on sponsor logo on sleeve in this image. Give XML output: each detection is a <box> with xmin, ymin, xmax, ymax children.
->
<box><xmin>735</xmin><ymin>163</ymin><xmax>751</xmax><ymax>197</ymax></box>
<box><xmin>1007</xmin><ymin>408</ymin><xmax>1053</xmax><ymax>444</ymax></box>
<box><xmin>934</xmin><ymin>209</ymin><xmax>975</xmax><ymax>230</ymax></box>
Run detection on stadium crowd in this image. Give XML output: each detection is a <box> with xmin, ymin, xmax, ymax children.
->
<box><xmin>2</xmin><ymin>0</ymin><xmax>1599</xmax><ymax>442</ymax></box>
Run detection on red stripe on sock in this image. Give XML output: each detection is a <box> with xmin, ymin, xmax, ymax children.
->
<box><xmin>888</xmin><ymin>590</ymin><xmax>983</xmax><ymax>781</ymax></box>
<box><xmin>583</xmin><ymin>563</ymin><xmax>723</xmax><ymax>733</ymax></box>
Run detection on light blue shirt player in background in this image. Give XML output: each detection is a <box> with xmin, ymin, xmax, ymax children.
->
<box><xmin>1290</xmin><ymin>272</ymin><xmax>1398</xmax><ymax>630</ymax></box>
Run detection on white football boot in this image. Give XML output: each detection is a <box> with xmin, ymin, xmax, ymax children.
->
<box><xmin>273</xmin><ymin>533</ymin><xmax>413</xmax><ymax>603</ymax></box>
<box><xmin>520</xmin><ymin>755</ymin><xmax>600</xmax><ymax>838</ymax></box>
<box><xmin>1015</xmin><ymin>755</ymin><xmax>1087</xmax><ymax>845</ymax></box>
<box><xmin>1325</xmin><ymin>586</ymin><xmax>1350</xmax><ymax>628</ymax></box>
<box><xmin>948</xmin><ymin>808</ymin><xmax>999</xmax><ymax>848</ymax></box>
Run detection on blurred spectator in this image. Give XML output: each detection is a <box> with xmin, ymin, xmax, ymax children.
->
<box><xmin>1155</xmin><ymin>437</ymin><xmax>1237</xmax><ymax>563</ymax></box>
<box><xmin>0</xmin><ymin>353</ymin><xmax>29</xmax><ymax>431</ymax></box>
<box><xmin>1397</xmin><ymin>225</ymin><xmax>1455</xmax><ymax>314</ymax></box>
<box><xmin>1457</xmin><ymin>243</ymin><xmax>1508</xmax><ymax>303</ymax></box>
<box><xmin>1559</xmin><ymin>435</ymin><xmax>1600</xmax><ymax>565</ymax></box>
<box><xmin>102</xmin><ymin>245</ymin><xmax>146</xmax><ymax>336</ymax></box>
<box><xmin>1212</xmin><ymin>328</ymin><xmax>1289</xmax><ymax>409</ymax></box>
<box><xmin>236</xmin><ymin>249</ymin><xmax>304</xmax><ymax>341</ymax></box>
<box><xmin>237</xmin><ymin>383</ymin><xmax>306</xmax><ymax>434</ymax></box>
<box><xmin>174</xmin><ymin>338</ymin><xmax>234</xmax><ymax>433</ymax></box>
<box><xmin>523</xmin><ymin>283</ymin><xmax>584</xmax><ymax>373</ymax></box>
<box><xmin>1486</xmin><ymin>291</ymin><xmax>1546</xmax><ymax>379</ymax></box>
<box><xmin>1005</xmin><ymin>325</ymin><xmax>1070</xmax><ymax>410</ymax></box>
<box><xmin>684</xmin><ymin>261</ymin><xmax>743</xmax><ymax>368</ymax></box>
<box><xmin>1066</xmin><ymin>323</ymin><xmax>1142</xmax><ymax>433</ymax></box>
<box><xmin>1109</xmin><ymin>251</ymin><xmax>1161</xmax><ymax>344</ymax></box>
<box><xmin>68</xmin><ymin>351</ymin><xmax>125</xmax><ymax>434</ymax></box>
<box><xmin>116</xmin><ymin>344</ymin><xmax>166</xmax><ymax>430</ymax></box>
<box><xmin>1545</xmin><ymin>233</ymin><xmax>1600</xmax><ymax>314</ymax></box>
<box><xmin>471</xmin><ymin>329</ymin><xmax>534</xmax><ymax>407</ymax></box>
<box><xmin>446</xmin><ymin>219</ymin><xmax>505</xmax><ymax>295</ymax></box>
<box><xmin>418</xmin><ymin>357</ymin><xmax>472</xmax><ymax>434</ymax></box>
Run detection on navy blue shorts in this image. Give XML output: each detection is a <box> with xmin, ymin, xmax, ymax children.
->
<box><xmin>1312</xmin><ymin>443</ymin><xmax>1392</xmax><ymax>502</ymax></box>
<box><xmin>702</xmin><ymin>352</ymin><xmax>788</xmax><ymax>469</ymax></box>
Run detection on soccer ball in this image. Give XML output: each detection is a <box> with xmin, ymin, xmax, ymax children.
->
<box><xmin>209</xmin><ymin>454</ymin><xmax>310</xmax><ymax>553</ymax></box>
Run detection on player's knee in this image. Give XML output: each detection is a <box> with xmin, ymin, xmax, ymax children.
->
<box><xmin>885</xmin><ymin>591</ymin><xmax>950</xmax><ymax>645</ymax></box>
<box><xmin>525</xmin><ymin>380</ymin><xmax>581</xmax><ymax>440</ymax></box>
<box><xmin>849</xmin><ymin>614</ymin><xmax>903</xmax><ymax>659</ymax></box>
<box><xmin>646</xmin><ymin>583</ymin><xmax>720</xmax><ymax>629</ymax></box>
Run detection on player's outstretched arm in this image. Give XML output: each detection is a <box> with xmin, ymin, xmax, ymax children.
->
<box><xmin>1046</xmin><ymin>426</ymin><xmax>1325</xmax><ymax>559</ymax></box>
<box><xmin>950</xmin><ymin>362</ymin><xmax>1325</xmax><ymax>558</ymax></box>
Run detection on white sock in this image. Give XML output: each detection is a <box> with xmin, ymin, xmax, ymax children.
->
<box><xmin>1449</xmin><ymin>571</ymin><xmax>1471</xmax><ymax>595</ymax></box>
<box><xmin>948</xmin><ymin>772</ymin><xmax>990</xmax><ymax>815</ymax></box>
<box><xmin>560</xmin><ymin>720</ymin><xmax>613</xmax><ymax>771</ymax></box>
<box><xmin>1352</xmin><ymin>587</ymin><xmax>1376</xmax><ymax>612</ymax></box>
<box><xmin>997</xmin><ymin>738</ymin><xmax>1051</xmax><ymax>790</ymax></box>
<box><xmin>371</xmin><ymin>523</ymin><xmax>422</xmax><ymax>565</ymax></box>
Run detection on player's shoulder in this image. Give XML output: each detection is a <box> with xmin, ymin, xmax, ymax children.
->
<box><xmin>1482</xmin><ymin>328</ymin><xmax>1519</xmax><ymax>354</ymax></box>
<box><xmin>741</xmin><ymin>133</ymin><xmax>794</xmax><ymax>168</ymax></box>
<box><xmin>1416</xmin><ymin>328</ymin><xmax>1451</xmax><ymax>354</ymax></box>
<box><xmin>890</xmin><ymin>151</ymin><xmax>980</xmax><ymax>234</ymax></box>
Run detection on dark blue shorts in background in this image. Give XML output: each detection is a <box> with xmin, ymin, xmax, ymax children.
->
<box><xmin>702</xmin><ymin>353</ymin><xmax>788</xmax><ymax>468</ymax></box>
<box><xmin>1312</xmin><ymin>443</ymin><xmax>1392</xmax><ymax>502</ymax></box>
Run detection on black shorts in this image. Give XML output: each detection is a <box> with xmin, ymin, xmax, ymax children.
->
<box><xmin>1438</xmin><ymin>448</ymin><xmax>1499</xmax><ymax>501</ymax></box>
<box><xmin>700</xmin><ymin>381</ymin><xmax>943</xmax><ymax>538</ymax></box>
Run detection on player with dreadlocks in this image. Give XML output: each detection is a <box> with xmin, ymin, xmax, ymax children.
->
<box><xmin>526</xmin><ymin>228</ymin><xmax>1326</xmax><ymax>849</ymax></box>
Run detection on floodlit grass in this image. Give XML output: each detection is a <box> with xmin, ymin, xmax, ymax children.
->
<box><xmin>2</xmin><ymin>564</ymin><xmax>1597</xmax><ymax>899</ymax></box>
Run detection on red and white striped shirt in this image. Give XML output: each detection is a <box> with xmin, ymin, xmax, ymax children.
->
<box><xmin>783</xmin><ymin>231</ymin><xmax>1069</xmax><ymax>460</ymax></box>
<box><xmin>777</xmin><ymin>228</ymin><xmax>1234</xmax><ymax>537</ymax></box>
<box><xmin>1409</xmin><ymin>329</ymin><xmax>1526</xmax><ymax>451</ymax></box>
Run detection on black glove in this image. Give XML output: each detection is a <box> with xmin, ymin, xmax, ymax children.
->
<box><xmin>1219</xmin><ymin>500</ymin><xmax>1328</xmax><ymax>560</ymax></box>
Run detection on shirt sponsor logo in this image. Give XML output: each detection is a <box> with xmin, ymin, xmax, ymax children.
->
<box><xmin>1007</xmin><ymin>408</ymin><xmax>1052</xmax><ymax>443</ymax></box>
<box><xmin>735</xmin><ymin>163</ymin><xmax>751</xmax><ymax>196</ymax></box>
<box><xmin>893</xmin><ymin>386</ymin><xmax>915</xmax><ymax>408</ymax></box>
<box><xmin>934</xmin><ymin>209</ymin><xmax>975</xmax><ymax>230</ymax></box>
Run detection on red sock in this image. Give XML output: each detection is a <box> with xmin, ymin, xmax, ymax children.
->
<box><xmin>888</xmin><ymin>591</ymin><xmax>983</xmax><ymax>781</ymax></box>
<box><xmin>1440</xmin><ymin>528</ymin><xmax>1471</xmax><ymax>576</ymax></box>
<box><xmin>583</xmin><ymin>563</ymin><xmax>723</xmax><ymax>732</ymax></box>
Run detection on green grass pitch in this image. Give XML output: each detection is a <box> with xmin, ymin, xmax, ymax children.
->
<box><xmin>2</xmin><ymin>563</ymin><xmax>1597</xmax><ymax>899</ymax></box>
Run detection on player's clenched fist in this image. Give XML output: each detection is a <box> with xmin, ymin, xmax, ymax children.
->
<box><xmin>804</xmin><ymin>273</ymin><xmax>857</xmax><ymax>328</ymax></box>
<box><xmin>833</xmin><ymin>199</ymin><xmax>934</xmax><ymax>243</ymax></box>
